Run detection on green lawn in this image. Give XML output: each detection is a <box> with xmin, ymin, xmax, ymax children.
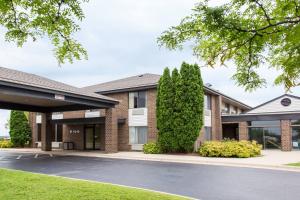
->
<box><xmin>0</xmin><ymin>168</ymin><xmax>188</xmax><ymax>200</ymax></box>
<box><xmin>287</xmin><ymin>162</ymin><xmax>300</xmax><ymax>167</ymax></box>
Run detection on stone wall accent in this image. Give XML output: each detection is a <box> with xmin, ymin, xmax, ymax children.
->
<box><xmin>105</xmin><ymin>108</ymin><xmax>118</xmax><ymax>153</ymax></box>
<box><xmin>147</xmin><ymin>88</ymin><xmax>157</xmax><ymax>142</ymax></box>
<box><xmin>281</xmin><ymin>120</ymin><xmax>292</xmax><ymax>151</ymax></box>
<box><xmin>63</xmin><ymin>125</ymin><xmax>84</xmax><ymax>150</ymax></box>
<box><xmin>238</xmin><ymin>121</ymin><xmax>248</xmax><ymax>140</ymax></box>
<box><xmin>211</xmin><ymin>95</ymin><xmax>222</xmax><ymax>140</ymax></box>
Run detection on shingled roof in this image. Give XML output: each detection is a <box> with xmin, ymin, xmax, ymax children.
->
<box><xmin>0</xmin><ymin>66</ymin><xmax>118</xmax><ymax>103</ymax></box>
<box><xmin>83</xmin><ymin>73</ymin><xmax>160</xmax><ymax>94</ymax></box>
<box><xmin>83</xmin><ymin>73</ymin><xmax>251</xmax><ymax>109</ymax></box>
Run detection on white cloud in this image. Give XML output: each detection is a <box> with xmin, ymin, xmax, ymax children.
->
<box><xmin>0</xmin><ymin>0</ymin><xmax>299</xmax><ymax>135</ymax></box>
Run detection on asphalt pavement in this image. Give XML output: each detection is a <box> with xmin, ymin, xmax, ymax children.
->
<box><xmin>0</xmin><ymin>151</ymin><xmax>299</xmax><ymax>200</ymax></box>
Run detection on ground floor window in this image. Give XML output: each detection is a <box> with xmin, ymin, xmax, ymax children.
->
<box><xmin>204</xmin><ymin>127</ymin><xmax>212</xmax><ymax>141</ymax></box>
<box><xmin>37</xmin><ymin>124</ymin><xmax>62</xmax><ymax>142</ymax></box>
<box><xmin>129</xmin><ymin>126</ymin><xmax>148</xmax><ymax>144</ymax></box>
<box><xmin>292</xmin><ymin>126</ymin><xmax>300</xmax><ymax>150</ymax></box>
<box><xmin>249</xmin><ymin>126</ymin><xmax>281</xmax><ymax>149</ymax></box>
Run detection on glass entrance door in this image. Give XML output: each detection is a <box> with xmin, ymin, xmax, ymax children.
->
<box><xmin>249</xmin><ymin>127</ymin><xmax>281</xmax><ymax>149</ymax></box>
<box><xmin>84</xmin><ymin>125</ymin><xmax>100</xmax><ymax>150</ymax></box>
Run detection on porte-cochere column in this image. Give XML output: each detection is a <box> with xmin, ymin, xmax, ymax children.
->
<box><xmin>105</xmin><ymin>108</ymin><xmax>118</xmax><ymax>153</ymax></box>
<box><xmin>41</xmin><ymin>112</ymin><xmax>52</xmax><ymax>151</ymax></box>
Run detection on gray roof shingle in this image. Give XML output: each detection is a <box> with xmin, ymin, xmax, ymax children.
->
<box><xmin>0</xmin><ymin>66</ymin><xmax>118</xmax><ymax>103</ymax></box>
<box><xmin>83</xmin><ymin>73</ymin><xmax>160</xmax><ymax>93</ymax></box>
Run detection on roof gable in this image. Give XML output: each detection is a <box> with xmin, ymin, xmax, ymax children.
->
<box><xmin>246</xmin><ymin>94</ymin><xmax>300</xmax><ymax>114</ymax></box>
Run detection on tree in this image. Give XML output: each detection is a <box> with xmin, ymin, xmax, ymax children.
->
<box><xmin>175</xmin><ymin>62</ymin><xmax>204</xmax><ymax>152</ymax></box>
<box><xmin>9</xmin><ymin>110</ymin><xmax>31</xmax><ymax>147</ymax></box>
<box><xmin>0</xmin><ymin>0</ymin><xmax>89</xmax><ymax>64</ymax></box>
<box><xmin>158</xmin><ymin>0</ymin><xmax>300</xmax><ymax>91</ymax></box>
<box><xmin>156</xmin><ymin>68</ymin><xmax>175</xmax><ymax>152</ymax></box>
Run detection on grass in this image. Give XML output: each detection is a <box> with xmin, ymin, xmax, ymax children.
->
<box><xmin>287</xmin><ymin>162</ymin><xmax>300</xmax><ymax>167</ymax></box>
<box><xmin>0</xmin><ymin>168</ymin><xmax>188</xmax><ymax>200</ymax></box>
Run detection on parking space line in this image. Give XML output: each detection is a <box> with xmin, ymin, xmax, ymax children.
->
<box><xmin>16</xmin><ymin>155</ymin><xmax>22</xmax><ymax>160</ymax></box>
<box><xmin>34</xmin><ymin>154</ymin><xmax>39</xmax><ymax>159</ymax></box>
<box><xmin>49</xmin><ymin>154</ymin><xmax>53</xmax><ymax>157</ymax></box>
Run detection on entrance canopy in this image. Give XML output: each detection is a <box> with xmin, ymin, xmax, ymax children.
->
<box><xmin>0</xmin><ymin>67</ymin><xmax>118</xmax><ymax>112</ymax></box>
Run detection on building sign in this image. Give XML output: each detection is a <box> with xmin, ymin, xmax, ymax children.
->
<box><xmin>55</xmin><ymin>94</ymin><xmax>65</xmax><ymax>101</ymax></box>
<box><xmin>69</xmin><ymin>129</ymin><xmax>80</xmax><ymax>134</ymax></box>
<box><xmin>281</xmin><ymin>98</ymin><xmax>291</xmax><ymax>107</ymax></box>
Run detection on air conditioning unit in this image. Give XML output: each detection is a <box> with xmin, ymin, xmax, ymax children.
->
<box><xmin>132</xmin><ymin>108</ymin><xmax>145</xmax><ymax>115</ymax></box>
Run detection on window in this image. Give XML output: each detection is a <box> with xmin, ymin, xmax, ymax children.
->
<box><xmin>231</xmin><ymin>106</ymin><xmax>238</xmax><ymax>114</ymax></box>
<box><xmin>129</xmin><ymin>127</ymin><xmax>148</xmax><ymax>144</ymax></box>
<box><xmin>222</xmin><ymin>103</ymin><xmax>230</xmax><ymax>114</ymax></box>
<box><xmin>204</xmin><ymin>95</ymin><xmax>211</xmax><ymax>110</ymax></box>
<box><xmin>129</xmin><ymin>91</ymin><xmax>147</xmax><ymax>108</ymax></box>
<box><xmin>291</xmin><ymin>120</ymin><xmax>300</xmax><ymax>149</ymax></box>
<box><xmin>37</xmin><ymin>124</ymin><xmax>42</xmax><ymax>141</ymax></box>
<box><xmin>51</xmin><ymin>124</ymin><xmax>63</xmax><ymax>142</ymax></box>
<box><xmin>248</xmin><ymin>120</ymin><xmax>281</xmax><ymax>150</ymax></box>
<box><xmin>204</xmin><ymin>127</ymin><xmax>212</xmax><ymax>141</ymax></box>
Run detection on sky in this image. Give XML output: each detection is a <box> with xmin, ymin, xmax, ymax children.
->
<box><xmin>0</xmin><ymin>0</ymin><xmax>299</xmax><ymax>136</ymax></box>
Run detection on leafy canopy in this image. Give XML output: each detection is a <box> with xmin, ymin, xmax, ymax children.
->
<box><xmin>0</xmin><ymin>0</ymin><xmax>89</xmax><ymax>64</ymax></box>
<box><xmin>158</xmin><ymin>0</ymin><xmax>300</xmax><ymax>91</ymax></box>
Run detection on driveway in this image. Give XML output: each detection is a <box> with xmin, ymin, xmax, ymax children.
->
<box><xmin>0</xmin><ymin>151</ymin><xmax>299</xmax><ymax>200</ymax></box>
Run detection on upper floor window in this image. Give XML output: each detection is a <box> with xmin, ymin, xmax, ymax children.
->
<box><xmin>129</xmin><ymin>91</ymin><xmax>147</xmax><ymax>109</ymax></box>
<box><xmin>222</xmin><ymin>103</ymin><xmax>230</xmax><ymax>114</ymax></box>
<box><xmin>204</xmin><ymin>95</ymin><xmax>211</xmax><ymax>110</ymax></box>
<box><xmin>231</xmin><ymin>106</ymin><xmax>238</xmax><ymax>114</ymax></box>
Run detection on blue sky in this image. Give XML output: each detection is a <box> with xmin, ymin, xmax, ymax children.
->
<box><xmin>0</xmin><ymin>0</ymin><xmax>299</xmax><ymax>136</ymax></box>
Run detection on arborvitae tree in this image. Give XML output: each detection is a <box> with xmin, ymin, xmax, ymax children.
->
<box><xmin>9</xmin><ymin>110</ymin><xmax>31</xmax><ymax>147</ymax></box>
<box><xmin>156</xmin><ymin>68</ymin><xmax>174</xmax><ymax>152</ymax></box>
<box><xmin>171</xmin><ymin>68</ymin><xmax>181</xmax><ymax>152</ymax></box>
<box><xmin>176</xmin><ymin>62</ymin><xmax>204</xmax><ymax>152</ymax></box>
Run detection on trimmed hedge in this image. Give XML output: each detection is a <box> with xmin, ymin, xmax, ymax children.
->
<box><xmin>0</xmin><ymin>140</ymin><xmax>13</xmax><ymax>148</ymax></box>
<box><xmin>199</xmin><ymin>140</ymin><xmax>262</xmax><ymax>158</ymax></box>
<box><xmin>143</xmin><ymin>142</ymin><xmax>161</xmax><ymax>154</ymax></box>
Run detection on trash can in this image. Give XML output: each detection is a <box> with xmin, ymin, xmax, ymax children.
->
<box><xmin>63</xmin><ymin>142</ymin><xmax>74</xmax><ymax>150</ymax></box>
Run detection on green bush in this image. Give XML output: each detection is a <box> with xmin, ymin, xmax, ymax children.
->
<box><xmin>143</xmin><ymin>142</ymin><xmax>161</xmax><ymax>154</ymax></box>
<box><xmin>9</xmin><ymin>110</ymin><xmax>31</xmax><ymax>147</ymax></box>
<box><xmin>0</xmin><ymin>140</ymin><xmax>13</xmax><ymax>148</ymax></box>
<box><xmin>199</xmin><ymin>140</ymin><xmax>262</xmax><ymax>158</ymax></box>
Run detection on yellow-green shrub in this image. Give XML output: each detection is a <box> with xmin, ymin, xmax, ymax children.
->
<box><xmin>143</xmin><ymin>142</ymin><xmax>161</xmax><ymax>154</ymax></box>
<box><xmin>0</xmin><ymin>140</ymin><xmax>13</xmax><ymax>148</ymax></box>
<box><xmin>199</xmin><ymin>140</ymin><xmax>262</xmax><ymax>158</ymax></box>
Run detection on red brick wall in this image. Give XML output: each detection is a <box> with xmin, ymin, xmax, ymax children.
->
<box><xmin>63</xmin><ymin>125</ymin><xmax>84</xmax><ymax>150</ymax></box>
<box><xmin>28</xmin><ymin>112</ymin><xmax>38</xmax><ymax>147</ymax></box>
<box><xmin>105</xmin><ymin>92</ymin><xmax>130</xmax><ymax>151</ymax></box>
<box><xmin>147</xmin><ymin>89</ymin><xmax>157</xmax><ymax>142</ymax></box>
<box><xmin>238</xmin><ymin>121</ymin><xmax>249</xmax><ymax>140</ymax></box>
<box><xmin>211</xmin><ymin>95</ymin><xmax>222</xmax><ymax>140</ymax></box>
<box><xmin>281</xmin><ymin>120</ymin><xmax>292</xmax><ymax>151</ymax></box>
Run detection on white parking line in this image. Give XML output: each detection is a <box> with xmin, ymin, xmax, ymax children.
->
<box><xmin>49</xmin><ymin>154</ymin><xmax>53</xmax><ymax>157</ymax></box>
<box><xmin>16</xmin><ymin>155</ymin><xmax>22</xmax><ymax>160</ymax></box>
<box><xmin>34</xmin><ymin>154</ymin><xmax>39</xmax><ymax>159</ymax></box>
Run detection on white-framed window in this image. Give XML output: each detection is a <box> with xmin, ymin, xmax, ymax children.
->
<box><xmin>204</xmin><ymin>94</ymin><xmax>212</xmax><ymax>110</ymax></box>
<box><xmin>129</xmin><ymin>91</ymin><xmax>147</xmax><ymax>109</ymax></box>
<box><xmin>204</xmin><ymin>127</ymin><xmax>212</xmax><ymax>141</ymax></box>
<box><xmin>129</xmin><ymin>126</ymin><xmax>148</xmax><ymax>144</ymax></box>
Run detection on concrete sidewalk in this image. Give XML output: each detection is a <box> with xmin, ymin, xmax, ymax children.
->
<box><xmin>1</xmin><ymin>148</ymin><xmax>300</xmax><ymax>172</ymax></box>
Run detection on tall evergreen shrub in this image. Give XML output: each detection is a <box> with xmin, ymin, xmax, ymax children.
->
<box><xmin>9</xmin><ymin>110</ymin><xmax>31</xmax><ymax>147</ymax></box>
<box><xmin>156</xmin><ymin>68</ymin><xmax>175</xmax><ymax>152</ymax></box>
<box><xmin>156</xmin><ymin>62</ymin><xmax>204</xmax><ymax>153</ymax></box>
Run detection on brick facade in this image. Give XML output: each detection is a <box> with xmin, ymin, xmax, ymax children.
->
<box><xmin>211</xmin><ymin>95</ymin><xmax>222</xmax><ymax>140</ymax></box>
<box><xmin>147</xmin><ymin>89</ymin><xmax>157</xmax><ymax>142</ymax></box>
<box><xmin>63</xmin><ymin>125</ymin><xmax>85</xmax><ymax>150</ymax></box>
<box><xmin>238</xmin><ymin>121</ymin><xmax>249</xmax><ymax>140</ymax></box>
<box><xmin>105</xmin><ymin>92</ymin><xmax>130</xmax><ymax>151</ymax></box>
<box><xmin>281</xmin><ymin>120</ymin><xmax>292</xmax><ymax>151</ymax></box>
<box><xmin>105</xmin><ymin>108</ymin><xmax>118</xmax><ymax>153</ymax></box>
